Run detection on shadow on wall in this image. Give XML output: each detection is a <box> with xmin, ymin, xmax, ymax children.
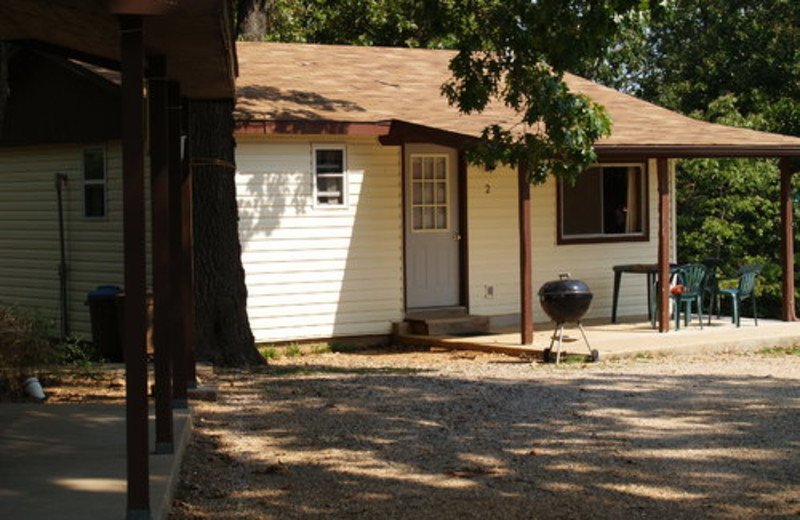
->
<box><xmin>237</xmin><ymin>169</ymin><xmax>310</xmax><ymax>244</ymax></box>
<box><xmin>236</xmin><ymin>142</ymin><xmax>402</xmax><ymax>342</ymax></box>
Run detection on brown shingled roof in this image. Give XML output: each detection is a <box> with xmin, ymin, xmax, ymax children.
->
<box><xmin>235</xmin><ymin>42</ymin><xmax>800</xmax><ymax>157</ymax></box>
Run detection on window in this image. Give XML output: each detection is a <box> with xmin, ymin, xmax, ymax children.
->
<box><xmin>558</xmin><ymin>163</ymin><xmax>647</xmax><ymax>243</ymax></box>
<box><xmin>410</xmin><ymin>154</ymin><xmax>448</xmax><ymax>232</ymax></box>
<box><xmin>83</xmin><ymin>147</ymin><xmax>107</xmax><ymax>218</ymax></box>
<box><xmin>313</xmin><ymin>145</ymin><xmax>346</xmax><ymax>207</ymax></box>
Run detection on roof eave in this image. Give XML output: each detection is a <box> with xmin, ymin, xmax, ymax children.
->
<box><xmin>234</xmin><ymin>119</ymin><xmax>391</xmax><ymax>136</ymax></box>
<box><xmin>596</xmin><ymin>144</ymin><xmax>800</xmax><ymax>159</ymax></box>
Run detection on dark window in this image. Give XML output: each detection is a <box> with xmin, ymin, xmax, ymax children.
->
<box><xmin>314</xmin><ymin>146</ymin><xmax>346</xmax><ymax>206</ymax></box>
<box><xmin>83</xmin><ymin>148</ymin><xmax>106</xmax><ymax>218</ymax></box>
<box><xmin>559</xmin><ymin>164</ymin><xmax>646</xmax><ymax>243</ymax></box>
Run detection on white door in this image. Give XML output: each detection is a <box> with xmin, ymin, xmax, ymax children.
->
<box><xmin>405</xmin><ymin>144</ymin><xmax>461</xmax><ymax>309</ymax></box>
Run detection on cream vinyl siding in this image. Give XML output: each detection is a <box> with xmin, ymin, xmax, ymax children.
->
<box><xmin>0</xmin><ymin>143</ymin><xmax>127</xmax><ymax>338</ymax></box>
<box><xmin>236</xmin><ymin>135</ymin><xmax>403</xmax><ymax>342</ymax></box>
<box><xmin>468</xmin><ymin>159</ymin><xmax>673</xmax><ymax>323</ymax></box>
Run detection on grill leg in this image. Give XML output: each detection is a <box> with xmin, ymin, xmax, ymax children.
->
<box><xmin>577</xmin><ymin>322</ymin><xmax>592</xmax><ymax>354</ymax></box>
<box><xmin>555</xmin><ymin>322</ymin><xmax>565</xmax><ymax>364</ymax></box>
<box><xmin>577</xmin><ymin>321</ymin><xmax>600</xmax><ymax>362</ymax></box>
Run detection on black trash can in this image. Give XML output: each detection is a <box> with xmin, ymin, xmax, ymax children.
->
<box><xmin>86</xmin><ymin>285</ymin><xmax>123</xmax><ymax>362</ymax></box>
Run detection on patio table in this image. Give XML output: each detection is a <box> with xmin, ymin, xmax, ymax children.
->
<box><xmin>611</xmin><ymin>263</ymin><xmax>679</xmax><ymax>324</ymax></box>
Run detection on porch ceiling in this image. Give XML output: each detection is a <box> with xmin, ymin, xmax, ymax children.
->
<box><xmin>0</xmin><ymin>0</ymin><xmax>236</xmax><ymax>99</ymax></box>
<box><xmin>235</xmin><ymin>42</ymin><xmax>800</xmax><ymax>156</ymax></box>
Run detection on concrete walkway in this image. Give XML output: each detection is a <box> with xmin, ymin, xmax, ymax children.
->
<box><xmin>399</xmin><ymin>316</ymin><xmax>800</xmax><ymax>360</ymax></box>
<box><xmin>0</xmin><ymin>404</ymin><xmax>190</xmax><ymax>520</ymax></box>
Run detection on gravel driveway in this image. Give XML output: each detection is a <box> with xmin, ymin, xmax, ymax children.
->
<box><xmin>170</xmin><ymin>348</ymin><xmax>800</xmax><ymax>519</ymax></box>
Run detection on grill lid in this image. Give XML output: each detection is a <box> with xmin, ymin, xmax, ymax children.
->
<box><xmin>538</xmin><ymin>273</ymin><xmax>592</xmax><ymax>296</ymax></box>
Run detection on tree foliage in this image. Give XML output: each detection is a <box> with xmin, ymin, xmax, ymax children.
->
<box><xmin>582</xmin><ymin>1</ymin><xmax>800</xmax><ymax>317</ymax></box>
<box><xmin>238</xmin><ymin>0</ymin><xmax>457</xmax><ymax>48</ymax></box>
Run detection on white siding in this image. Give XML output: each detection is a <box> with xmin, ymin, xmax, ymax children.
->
<box><xmin>0</xmin><ymin>143</ymin><xmax>126</xmax><ymax>338</ymax></box>
<box><xmin>468</xmin><ymin>159</ymin><xmax>673</xmax><ymax>323</ymax></box>
<box><xmin>236</xmin><ymin>135</ymin><xmax>404</xmax><ymax>342</ymax></box>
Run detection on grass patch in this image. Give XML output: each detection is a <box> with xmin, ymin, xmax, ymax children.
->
<box><xmin>256</xmin><ymin>341</ymin><xmax>375</xmax><ymax>361</ymax></box>
<box><xmin>259</xmin><ymin>346</ymin><xmax>279</xmax><ymax>360</ymax></box>
<box><xmin>284</xmin><ymin>344</ymin><xmax>303</xmax><ymax>357</ymax></box>
<box><xmin>311</xmin><ymin>344</ymin><xmax>332</xmax><ymax>355</ymax></box>
<box><xmin>758</xmin><ymin>346</ymin><xmax>800</xmax><ymax>356</ymax></box>
<box><xmin>556</xmin><ymin>354</ymin><xmax>595</xmax><ymax>366</ymax></box>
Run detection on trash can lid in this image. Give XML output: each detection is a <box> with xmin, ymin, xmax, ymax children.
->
<box><xmin>87</xmin><ymin>285</ymin><xmax>123</xmax><ymax>301</ymax></box>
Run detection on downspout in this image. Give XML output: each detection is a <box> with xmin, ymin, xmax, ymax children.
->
<box><xmin>55</xmin><ymin>172</ymin><xmax>70</xmax><ymax>339</ymax></box>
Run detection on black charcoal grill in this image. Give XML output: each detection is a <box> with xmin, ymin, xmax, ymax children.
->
<box><xmin>538</xmin><ymin>273</ymin><xmax>599</xmax><ymax>363</ymax></box>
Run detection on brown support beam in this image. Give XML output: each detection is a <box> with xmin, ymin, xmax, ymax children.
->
<box><xmin>119</xmin><ymin>15</ymin><xmax>150</xmax><ymax>519</ymax></box>
<box><xmin>518</xmin><ymin>163</ymin><xmax>533</xmax><ymax>344</ymax></box>
<box><xmin>148</xmin><ymin>55</ymin><xmax>174</xmax><ymax>453</ymax></box>
<box><xmin>657</xmin><ymin>158</ymin><xmax>671</xmax><ymax>332</ymax></box>
<box><xmin>779</xmin><ymin>158</ymin><xmax>798</xmax><ymax>321</ymax></box>
<box><xmin>457</xmin><ymin>150</ymin><xmax>469</xmax><ymax>307</ymax></box>
<box><xmin>168</xmin><ymin>82</ymin><xmax>189</xmax><ymax>407</ymax></box>
<box><xmin>182</xmin><ymin>101</ymin><xmax>198</xmax><ymax>387</ymax></box>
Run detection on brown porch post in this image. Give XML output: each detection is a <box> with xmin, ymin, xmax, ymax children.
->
<box><xmin>518</xmin><ymin>163</ymin><xmax>533</xmax><ymax>344</ymax></box>
<box><xmin>779</xmin><ymin>158</ymin><xmax>798</xmax><ymax>321</ymax></box>
<box><xmin>168</xmin><ymin>82</ymin><xmax>189</xmax><ymax>407</ymax></box>
<box><xmin>657</xmin><ymin>158</ymin><xmax>671</xmax><ymax>332</ymax></box>
<box><xmin>119</xmin><ymin>14</ymin><xmax>150</xmax><ymax>518</ymax></box>
<box><xmin>148</xmin><ymin>54</ymin><xmax>174</xmax><ymax>453</ymax></box>
<box><xmin>181</xmin><ymin>101</ymin><xmax>198</xmax><ymax>387</ymax></box>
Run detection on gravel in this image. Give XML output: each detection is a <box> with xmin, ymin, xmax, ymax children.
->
<box><xmin>170</xmin><ymin>347</ymin><xmax>800</xmax><ymax>519</ymax></box>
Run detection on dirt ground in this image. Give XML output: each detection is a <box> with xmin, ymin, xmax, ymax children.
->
<box><xmin>168</xmin><ymin>346</ymin><xmax>800</xmax><ymax>520</ymax></box>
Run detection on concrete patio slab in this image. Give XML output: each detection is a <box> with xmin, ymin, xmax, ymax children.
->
<box><xmin>398</xmin><ymin>316</ymin><xmax>800</xmax><ymax>360</ymax></box>
<box><xmin>0</xmin><ymin>404</ymin><xmax>191</xmax><ymax>520</ymax></box>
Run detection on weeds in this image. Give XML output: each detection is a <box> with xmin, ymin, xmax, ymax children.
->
<box><xmin>759</xmin><ymin>346</ymin><xmax>800</xmax><ymax>356</ymax></box>
<box><xmin>0</xmin><ymin>305</ymin><xmax>61</xmax><ymax>379</ymax></box>
<box><xmin>285</xmin><ymin>344</ymin><xmax>303</xmax><ymax>357</ymax></box>
<box><xmin>258</xmin><ymin>346</ymin><xmax>279</xmax><ymax>360</ymax></box>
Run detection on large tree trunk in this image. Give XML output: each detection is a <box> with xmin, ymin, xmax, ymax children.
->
<box><xmin>236</xmin><ymin>0</ymin><xmax>271</xmax><ymax>41</ymax></box>
<box><xmin>188</xmin><ymin>99</ymin><xmax>263</xmax><ymax>367</ymax></box>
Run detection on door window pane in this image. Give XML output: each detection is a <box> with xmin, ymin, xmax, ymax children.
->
<box><xmin>410</xmin><ymin>155</ymin><xmax>449</xmax><ymax>231</ymax></box>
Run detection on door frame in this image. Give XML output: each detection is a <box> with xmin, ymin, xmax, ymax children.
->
<box><xmin>402</xmin><ymin>143</ymin><xmax>469</xmax><ymax>313</ymax></box>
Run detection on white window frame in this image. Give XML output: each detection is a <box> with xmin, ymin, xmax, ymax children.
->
<box><xmin>312</xmin><ymin>144</ymin><xmax>348</xmax><ymax>208</ymax></box>
<box><xmin>83</xmin><ymin>146</ymin><xmax>108</xmax><ymax>219</ymax></box>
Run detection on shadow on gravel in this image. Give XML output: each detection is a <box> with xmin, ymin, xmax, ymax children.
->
<box><xmin>172</xmin><ymin>362</ymin><xmax>800</xmax><ymax>519</ymax></box>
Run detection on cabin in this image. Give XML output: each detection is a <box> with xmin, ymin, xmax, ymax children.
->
<box><xmin>2</xmin><ymin>41</ymin><xmax>800</xmax><ymax>347</ymax></box>
<box><xmin>233</xmin><ymin>42</ymin><xmax>800</xmax><ymax>344</ymax></box>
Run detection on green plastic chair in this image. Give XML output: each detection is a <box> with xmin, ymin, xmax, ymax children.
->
<box><xmin>671</xmin><ymin>263</ymin><xmax>707</xmax><ymax>330</ymax></box>
<box><xmin>719</xmin><ymin>264</ymin><xmax>761</xmax><ymax>327</ymax></box>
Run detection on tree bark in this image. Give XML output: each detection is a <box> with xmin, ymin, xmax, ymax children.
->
<box><xmin>236</xmin><ymin>0</ymin><xmax>271</xmax><ymax>41</ymax></box>
<box><xmin>188</xmin><ymin>99</ymin><xmax>263</xmax><ymax>367</ymax></box>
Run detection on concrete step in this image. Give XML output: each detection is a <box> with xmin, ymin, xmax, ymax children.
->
<box><xmin>405</xmin><ymin>306</ymin><xmax>467</xmax><ymax>320</ymax></box>
<box><xmin>405</xmin><ymin>314</ymin><xmax>490</xmax><ymax>336</ymax></box>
